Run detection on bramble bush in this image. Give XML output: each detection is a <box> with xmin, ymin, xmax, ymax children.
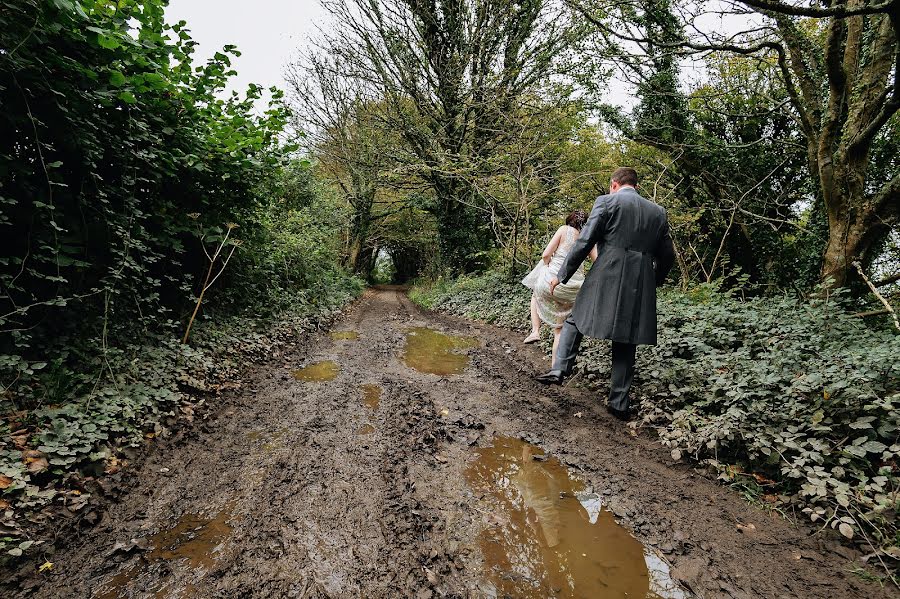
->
<box><xmin>412</xmin><ymin>272</ymin><xmax>900</xmax><ymax>560</ymax></box>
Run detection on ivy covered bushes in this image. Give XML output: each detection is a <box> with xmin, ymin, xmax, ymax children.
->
<box><xmin>0</xmin><ymin>0</ymin><xmax>365</xmax><ymax>561</ymax></box>
<box><xmin>412</xmin><ymin>273</ymin><xmax>900</xmax><ymax>557</ymax></box>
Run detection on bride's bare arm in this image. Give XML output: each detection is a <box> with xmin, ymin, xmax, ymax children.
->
<box><xmin>541</xmin><ymin>227</ymin><xmax>565</xmax><ymax>264</ymax></box>
<box><xmin>589</xmin><ymin>244</ymin><xmax>599</xmax><ymax>261</ymax></box>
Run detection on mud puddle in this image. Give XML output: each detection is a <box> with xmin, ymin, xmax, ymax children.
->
<box><xmin>357</xmin><ymin>423</ymin><xmax>376</xmax><ymax>435</ymax></box>
<box><xmin>93</xmin><ymin>502</ymin><xmax>235</xmax><ymax>598</ymax></box>
<box><xmin>330</xmin><ymin>330</ymin><xmax>360</xmax><ymax>340</ymax></box>
<box><xmin>402</xmin><ymin>327</ymin><xmax>478</xmax><ymax>375</ymax></box>
<box><xmin>292</xmin><ymin>360</ymin><xmax>339</xmax><ymax>381</ymax></box>
<box><xmin>466</xmin><ymin>437</ymin><xmax>688</xmax><ymax>599</ymax></box>
<box><xmin>360</xmin><ymin>384</ymin><xmax>381</xmax><ymax>409</ymax></box>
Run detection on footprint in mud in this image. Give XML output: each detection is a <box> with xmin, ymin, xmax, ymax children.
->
<box><xmin>360</xmin><ymin>384</ymin><xmax>381</xmax><ymax>409</ymax></box>
<box><xmin>402</xmin><ymin>327</ymin><xmax>479</xmax><ymax>375</ymax></box>
<box><xmin>466</xmin><ymin>436</ymin><xmax>689</xmax><ymax>599</ymax></box>
<box><xmin>292</xmin><ymin>360</ymin><xmax>340</xmax><ymax>381</ymax></box>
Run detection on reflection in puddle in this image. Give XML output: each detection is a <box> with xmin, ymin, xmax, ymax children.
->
<box><xmin>330</xmin><ymin>330</ymin><xmax>360</xmax><ymax>340</ymax></box>
<box><xmin>466</xmin><ymin>437</ymin><xmax>687</xmax><ymax>599</ymax></box>
<box><xmin>402</xmin><ymin>327</ymin><xmax>479</xmax><ymax>375</ymax></box>
<box><xmin>292</xmin><ymin>361</ymin><xmax>340</xmax><ymax>381</ymax></box>
<box><xmin>360</xmin><ymin>384</ymin><xmax>381</xmax><ymax>409</ymax></box>
<box><xmin>94</xmin><ymin>502</ymin><xmax>235</xmax><ymax>599</ymax></box>
<box><xmin>358</xmin><ymin>423</ymin><xmax>375</xmax><ymax>435</ymax></box>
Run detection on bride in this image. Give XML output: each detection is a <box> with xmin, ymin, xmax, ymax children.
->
<box><xmin>521</xmin><ymin>210</ymin><xmax>597</xmax><ymax>363</ymax></box>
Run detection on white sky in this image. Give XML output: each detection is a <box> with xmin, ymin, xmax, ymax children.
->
<box><xmin>165</xmin><ymin>0</ymin><xmax>329</xmax><ymax>107</ymax></box>
<box><xmin>164</xmin><ymin>0</ymin><xmax>642</xmax><ymax>111</ymax></box>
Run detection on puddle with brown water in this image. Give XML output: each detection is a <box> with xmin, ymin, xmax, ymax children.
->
<box><xmin>357</xmin><ymin>423</ymin><xmax>376</xmax><ymax>435</ymax></box>
<box><xmin>330</xmin><ymin>330</ymin><xmax>360</xmax><ymax>340</ymax></box>
<box><xmin>402</xmin><ymin>327</ymin><xmax>479</xmax><ymax>375</ymax></box>
<box><xmin>466</xmin><ymin>437</ymin><xmax>688</xmax><ymax>599</ymax></box>
<box><xmin>292</xmin><ymin>360</ymin><xmax>340</xmax><ymax>382</ymax></box>
<box><xmin>360</xmin><ymin>384</ymin><xmax>381</xmax><ymax>409</ymax></box>
<box><xmin>94</xmin><ymin>502</ymin><xmax>235</xmax><ymax>599</ymax></box>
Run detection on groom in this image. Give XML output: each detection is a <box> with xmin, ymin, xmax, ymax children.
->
<box><xmin>535</xmin><ymin>167</ymin><xmax>675</xmax><ymax>420</ymax></box>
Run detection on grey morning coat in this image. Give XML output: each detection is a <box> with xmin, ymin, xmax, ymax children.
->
<box><xmin>556</xmin><ymin>187</ymin><xmax>676</xmax><ymax>346</ymax></box>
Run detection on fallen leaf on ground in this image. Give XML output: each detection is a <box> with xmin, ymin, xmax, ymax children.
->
<box><xmin>0</xmin><ymin>475</ymin><xmax>12</xmax><ymax>490</ymax></box>
<box><xmin>736</xmin><ymin>523</ymin><xmax>756</xmax><ymax>533</ymax></box>
<box><xmin>573</xmin><ymin>412</ymin><xmax>583</xmax><ymax>418</ymax></box>
<box><xmin>0</xmin><ymin>499</ymin><xmax>10</xmax><ymax>509</ymax></box>
<box><xmin>671</xmin><ymin>449</ymin><xmax>682</xmax><ymax>461</ymax></box>
<box><xmin>24</xmin><ymin>451</ymin><xmax>48</xmax><ymax>475</ymax></box>
<box><xmin>26</xmin><ymin>458</ymin><xmax>48</xmax><ymax>474</ymax></box>
<box><xmin>105</xmin><ymin>457</ymin><xmax>122</xmax><ymax>475</ymax></box>
<box><xmin>752</xmin><ymin>473</ymin><xmax>776</xmax><ymax>485</ymax></box>
<box><xmin>38</xmin><ymin>561</ymin><xmax>53</xmax><ymax>573</ymax></box>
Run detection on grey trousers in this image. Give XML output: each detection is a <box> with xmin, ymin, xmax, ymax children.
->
<box><xmin>551</xmin><ymin>315</ymin><xmax>637</xmax><ymax>412</ymax></box>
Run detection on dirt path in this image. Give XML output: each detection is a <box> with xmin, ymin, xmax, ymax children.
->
<box><xmin>16</xmin><ymin>288</ymin><xmax>890</xmax><ymax>598</ymax></box>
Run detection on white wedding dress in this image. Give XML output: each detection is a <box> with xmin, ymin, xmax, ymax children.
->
<box><xmin>521</xmin><ymin>226</ymin><xmax>586</xmax><ymax>327</ymax></box>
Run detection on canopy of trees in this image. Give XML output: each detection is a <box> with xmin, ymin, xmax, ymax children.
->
<box><xmin>288</xmin><ymin>0</ymin><xmax>897</xmax><ymax>303</ymax></box>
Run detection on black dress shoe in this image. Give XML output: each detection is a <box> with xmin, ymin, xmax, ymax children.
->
<box><xmin>534</xmin><ymin>371</ymin><xmax>564</xmax><ymax>385</ymax></box>
<box><xmin>606</xmin><ymin>405</ymin><xmax>631</xmax><ymax>421</ymax></box>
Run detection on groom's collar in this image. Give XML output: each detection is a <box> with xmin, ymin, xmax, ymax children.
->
<box><xmin>614</xmin><ymin>185</ymin><xmax>636</xmax><ymax>193</ymax></box>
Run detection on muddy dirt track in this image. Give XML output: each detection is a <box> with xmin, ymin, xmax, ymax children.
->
<box><xmin>16</xmin><ymin>288</ymin><xmax>891</xmax><ymax>598</ymax></box>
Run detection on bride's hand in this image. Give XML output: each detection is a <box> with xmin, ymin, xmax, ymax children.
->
<box><xmin>549</xmin><ymin>276</ymin><xmax>559</xmax><ymax>295</ymax></box>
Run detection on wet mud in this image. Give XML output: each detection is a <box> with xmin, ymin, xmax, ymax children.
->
<box><xmin>10</xmin><ymin>288</ymin><xmax>891</xmax><ymax>599</ymax></box>
<box><xmin>292</xmin><ymin>360</ymin><xmax>340</xmax><ymax>381</ymax></box>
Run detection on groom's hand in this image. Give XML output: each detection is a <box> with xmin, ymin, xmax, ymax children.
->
<box><xmin>549</xmin><ymin>276</ymin><xmax>559</xmax><ymax>295</ymax></box>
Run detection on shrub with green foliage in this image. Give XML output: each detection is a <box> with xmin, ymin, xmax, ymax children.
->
<box><xmin>0</xmin><ymin>1</ymin><xmax>367</xmax><ymax>561</ymax></box>
<box><xmin>1</xmin><ymin>0</ymin><xmax>294</xmax><ymax>371</ymax></box>
<box><xmin>413</xmin><ymin>272</ymin><xmax>900</xmax><ymax>557</ymax></box>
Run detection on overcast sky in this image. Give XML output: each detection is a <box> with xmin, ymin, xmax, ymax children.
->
<box><xmin>164</xmin><ymin>0</ymin><xmax>642</xmax><ymax>111</ymax></box>
<box><xmin>166</xmin><ymin>0</ymin><xmax>329</xmax><ymax>106</ymax></box>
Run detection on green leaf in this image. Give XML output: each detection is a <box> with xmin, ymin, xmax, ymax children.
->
<box><xmin>118</xmin><ymin>91</ymin><xmax>137</xmax><ymax>104</ymax></box>
<box><xmin>109</xmin><ymin>71</ymin><xmax>126</xmax><ymax>87</ymax></box>
<box><xmin>861</xmin><ymin>441</ymin><xmax>887</xmax><ymax>454</ymax></box>
<box><xmin>97</xmin><ymin>35</ymin><xmax>121</xmax><ymax>50</ymax></box>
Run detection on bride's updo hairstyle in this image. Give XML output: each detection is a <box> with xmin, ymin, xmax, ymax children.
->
<box><xmin>566</xmin><ymin>210</ymin><xmax>587</xmax><ymax>230</ymax></box>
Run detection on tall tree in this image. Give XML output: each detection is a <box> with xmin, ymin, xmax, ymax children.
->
<box><xmin>319</xmin><ymin>0</ymin><xmax>580</xmax><ymax>270</ymax></box>
<box><xmin>574</xmin><ymin>0</ymin><xmax>900</xmax><ymax>287</ymax></box>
